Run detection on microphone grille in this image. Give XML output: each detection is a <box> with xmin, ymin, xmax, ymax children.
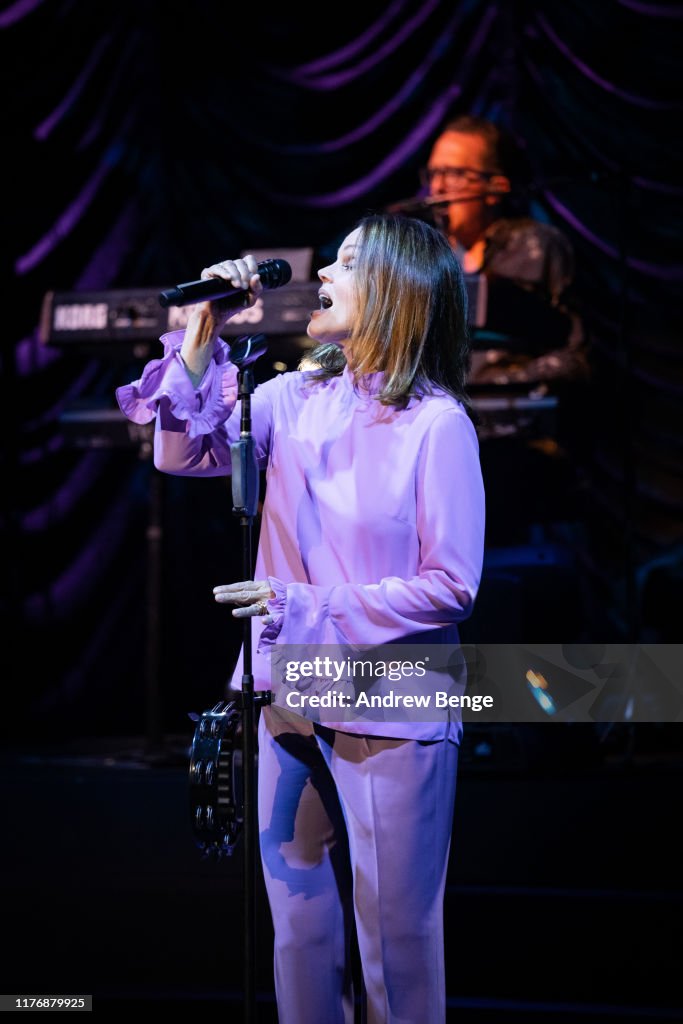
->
<box><xmin>259</xmin><ymin>258</ymin><xmax>292</xmax><ymax>289</ymax></box>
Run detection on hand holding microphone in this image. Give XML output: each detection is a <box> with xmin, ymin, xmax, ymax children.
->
<box><xmin>198</xmin><ymin>255</ymin><xmax>264</xmax><ymax>317</ymax></box>
<box><xmin>175</xmin><ymin>254</ymin><xmax>291</xmax><ymax>384</ymax></box>
<box><xmin>158</xmin><ymin>256</ymin><xmax>292</xmax><ymax>310</ymax></box>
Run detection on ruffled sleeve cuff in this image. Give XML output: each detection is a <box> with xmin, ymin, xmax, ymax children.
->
<box><xmin>115</xmin><ymin>329</ymin><xmax>239</xmax><ymax>439</ymax></box>
<box><xmin>257</xmin><ymin>576</ymin><xmax>287</xmax><ymax>652</ymax></box>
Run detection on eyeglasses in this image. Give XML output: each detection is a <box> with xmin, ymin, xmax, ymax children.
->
<box><xmin>420</xmin><ymin>166</ymin><xmax>497</xmax><ymax>188</ymax></box>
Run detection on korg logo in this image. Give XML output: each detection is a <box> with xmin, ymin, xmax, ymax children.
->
<box><xmin>54</xmin><ymin>303</ymin><xmax>108</xmax><ymax>330</ymax></box>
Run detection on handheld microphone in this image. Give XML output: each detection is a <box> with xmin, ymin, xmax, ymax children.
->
<box><xmin>158</xmin><ymin>258</ymin><xmax>292</xmax><ymax>308</ymax></box>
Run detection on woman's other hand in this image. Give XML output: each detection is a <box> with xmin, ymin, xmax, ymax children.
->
<box><xmin>213</xmin><ymin>580</ymin><xmax>275</xmax><ymax>622</ymax></box>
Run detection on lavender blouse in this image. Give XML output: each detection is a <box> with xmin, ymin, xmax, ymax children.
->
<box><xmin>116</xmin><ymin>330</ymin><xmax>485</xmax><ymax>742</ymax></box>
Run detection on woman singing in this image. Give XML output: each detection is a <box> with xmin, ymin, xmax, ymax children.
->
<box><xmin>117</xmin><ymin>213</ymin><xmax>485</xmax><ymax>1024</ymax></box>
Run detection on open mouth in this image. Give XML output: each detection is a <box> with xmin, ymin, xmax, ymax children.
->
<box><xmin>319</xmin><ymin>293</ymin><xmax>333</xmax><ymax>310</ymax></box>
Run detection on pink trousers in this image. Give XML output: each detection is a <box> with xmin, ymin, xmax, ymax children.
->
<box><xmin>258</xmin><ymin>706</ymin><xmax>459</xmax><ymax>1024</ymax></box>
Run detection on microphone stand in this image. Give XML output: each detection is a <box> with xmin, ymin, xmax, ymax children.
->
<box><xmin>385</xmin><ymin>171</ymin><xmax>618</xmax><ymax>216</ymax></box>
<box><xmin>229</xmin><ymin>353</ymin><xmax>271</xmax><ymax>1024</ymax></box>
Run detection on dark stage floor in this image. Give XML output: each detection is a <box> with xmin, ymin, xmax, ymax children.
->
<box><xmin>1</xmin><ymin>727</ymin><xmax>681</xmax><ymax>1022</ymax></box>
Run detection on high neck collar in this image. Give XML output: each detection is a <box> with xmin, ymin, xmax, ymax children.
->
<box><xmin>342</xmin><ymin>362</ymin><xmax>385</xmax><ymax>396</ymax></box>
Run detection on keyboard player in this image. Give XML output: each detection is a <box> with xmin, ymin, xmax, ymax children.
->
<box><xmin>391</xmin><ymin>115</ymin><xmax>588</xmax><ymax>390</ymax></box>
<box><xmin>390</xmin><ymin>116</ymin><xmax>590</xmax><ymax>543</ymax></box>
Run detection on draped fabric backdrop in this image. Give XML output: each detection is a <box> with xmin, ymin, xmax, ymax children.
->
<box><xmin>2</xmin><ymin>0</ymin><xmax>681</xmax><ymax>738</ymax></box>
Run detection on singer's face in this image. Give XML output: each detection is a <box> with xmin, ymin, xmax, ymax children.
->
<box><xmin>308</xmin><ymin>228</ymin><xmax>362</xmax><ymax>351</ymax></box>
<box><xmin>427</xmin><ymin>131</ymin><xmax>499</xmax><ymax>243</ymax></box>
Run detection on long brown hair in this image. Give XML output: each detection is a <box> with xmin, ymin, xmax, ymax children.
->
<box><xmin>347</xmin><ymin>213</ymin><xmax>471</xmax><ymax>411</ymax></box>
